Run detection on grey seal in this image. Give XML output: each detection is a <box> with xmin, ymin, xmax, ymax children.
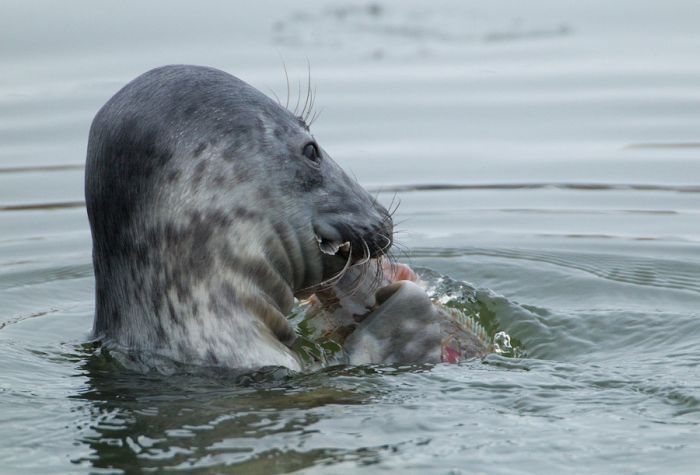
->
<box><xmin>85</xmin><ymin>64</ymin><xmax>392</xmax><ymax>371</ymax></box>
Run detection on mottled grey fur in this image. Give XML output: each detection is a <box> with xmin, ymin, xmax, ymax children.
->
<box><xmin>85</xmin><ymin>65</ymin><xmax>392</xmax><ymax>371</ymax></box>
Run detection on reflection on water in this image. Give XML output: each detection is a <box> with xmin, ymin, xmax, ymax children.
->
<box><xmin>1</xmin><ymin>0</ymin><xmax>700</xmax><ymax>473</ymax></box>
<box><xmin>74</xmin><ymin>350</ymin><xmax>394</xmax><ymax>472</ymax></box>
<box><xmin>0</xmin><ymin>201</ymin><xmax>84</xmax><ymax>212</ymax></box>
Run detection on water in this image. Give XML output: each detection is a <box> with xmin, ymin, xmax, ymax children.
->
<box><xmin>1</xmin><ymin>0</ymin><xmax>699</xmax><ymax>473</ymax></box>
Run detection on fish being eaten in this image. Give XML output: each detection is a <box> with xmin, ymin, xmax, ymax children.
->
<box><xmin>293</xmin><ymin>258</ymin><xmax>491</xmax><ymax>367</ymax></box>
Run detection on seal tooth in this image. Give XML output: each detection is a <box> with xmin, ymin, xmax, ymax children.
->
<box><xmin>319</xmin><ymin>239</ymin><xmax>341</xmax><ymax>255</ymax></box>
<box><xmin>315</xmin><ymin>234</ymin><xmax>350</xmax><ymax>255</ymax></box>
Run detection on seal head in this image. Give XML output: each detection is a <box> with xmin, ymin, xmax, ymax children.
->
<box><xmin>85</xmin><ymin>65</ymin><xmax>392</xmax><ymax>371</ymax></box>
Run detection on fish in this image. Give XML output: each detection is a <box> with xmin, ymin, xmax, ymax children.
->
<box><xmin>292</xmin><ymin>259</ymin><xmax>492</xmax><ymax>367</ymax></box>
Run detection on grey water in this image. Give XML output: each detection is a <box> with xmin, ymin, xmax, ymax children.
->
<box><xmin>1</xmin><ymin>0</ymin><xmax>699</xmax><ymax>473</ymax></box>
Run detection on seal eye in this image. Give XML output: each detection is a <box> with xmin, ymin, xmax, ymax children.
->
<box><xmin>303</xmin><ymin>142</ymin><xmax>321</xmax><ymax>163</ymax></box>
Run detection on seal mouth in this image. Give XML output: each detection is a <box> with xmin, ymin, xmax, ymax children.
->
<box><xmin>313</xmin><ymin>221</ymin><xmax>352</xmax><ymax>262</ymax></box>
<box><xmin>314</xmin><ymin>226</ymin><xmax>392</xmax><ymax>265</ymax></box>
<box><xmin>313</xmin><ymin>208</ymin><xmax>394</xmax><ymax>266</ymax></box>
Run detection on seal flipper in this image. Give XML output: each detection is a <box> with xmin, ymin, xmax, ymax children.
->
<box><xmin>344</xmin><ymin>281</ymin><xmax>443</xmax><ymax>365</ymax></box>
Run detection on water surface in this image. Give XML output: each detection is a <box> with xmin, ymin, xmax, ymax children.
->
<box><xmin>1</xmin><ymin>1</ymin><xmax>699</xmax><ymax>473</ymax></box>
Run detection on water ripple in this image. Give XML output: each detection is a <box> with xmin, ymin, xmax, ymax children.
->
<box><xmin>370</xmin><ymin>182</ymin><xmax>700</xmax><ymax>194</ymax></box>
<box><xmin>411</xmin><ymin>247</ymin><xmax>700</xmax><ymax>294</ymax></box>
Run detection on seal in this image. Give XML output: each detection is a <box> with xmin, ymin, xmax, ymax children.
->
<box><xmin>85</xmin><ymin>64</ymin><xmax>393</xmax><ymax>371</ymax></box>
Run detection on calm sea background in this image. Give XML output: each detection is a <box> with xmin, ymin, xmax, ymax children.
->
<box><xmin>1</xmin><ymin>1</ymin><xmax>699</xmax><ymax>473</ymax></box>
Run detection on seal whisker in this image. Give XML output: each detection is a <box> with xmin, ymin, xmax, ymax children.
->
<box><xmin>307</xmin><ymin>245</ymin><xmax>354</xmax><ymax>293</ymax></box>
<box><xmin>392</xmin><ymin>218</ymin><xmax>409</xmax><ymax>229</ymax></box>
<box><xmin>300</xmin><ymin>59</ymin><xmax>313</xmax><ymax>123</ymax></box>
<box><xmin>389</xmin><ymin>236</ymin><xmax>412</xmax><ymax>262</ymax></box>
<box><xmin>392</xmin><ymin>196</ymin><xmax>401</xmax><ymax>216</ymax></box>
<box><xmin>304</xmin><ymin>61</ymin><xmax>311</xmax><ymax>122</ymax></box>
<box><xmin>293</xmin><ymin>79</ymin><xmax>302</xmax><ymax>116</ymax></box>
<box><xmin>368</xmin><ymin>188</ymin><xmax>382</xmax><ymax>209</ymax></box>
<box><xmin>375</xmin><ymin>255</ymin><xmax>386</xmax><ymax>285</ymax></box>
<box><xmin>346</xmin><ymin>265</ymin><xmax>367</xmax><ymax>296</ymax></box>
<box><xmin>308</xmin><ymin>107</ymin><xmax>323</xmax><ymax>127</ymax></box>
<box><xmin>305</xmin><ymin>84</ymin><xmax>318</xmax><ymax>125</ymax></box>
<box><xmin>310</xmin><ymin>86</ymin><xmax>318</xmax><ymax>122</ymax></box>
<box><xmin>386</xmin><ymin>194</ymin><xmax>401</xmax><ymax>218</ymax></box>
<box><xmin>389</xmin><ymin>239</ymin><xmax>412</xmax><ymax>264</ymax></box>
<box><xmin>375</xmin><ymin>233</ymin><xmax>393</xmax><ymax>269</ymax></box>
<box><xmin>356</xmin><ymin>237</ymin><xmax>372</xmax><ymax>268</ymax></box>
<box><xmin>282</xmin><ymin>60</ymin><xmax>291</xmax><ymax>110</ymax></box>
<box><xmin>345</xmin><ymin>238</ymin><xmax>372</xmax><ymax>296</ymax></box>
<box><xmin>267</xmin><ymin>86</ymin><xmax>283</xmax><ymax>108</ymax></box>
<box><xmin>376</xmin><ymin>232</ymin><xmax>393</xmax><ymax>254</ymax></box>
<box><xmin>370</xmin><ymin>243</ymin><xmax>387</xmax><ymax>290</ymax></box>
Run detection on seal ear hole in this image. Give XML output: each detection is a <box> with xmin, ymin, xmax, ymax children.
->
<box><xmin>302</xmin><ymin>142</ymin><xmax>321</xmax><ymax>163</ymax></box>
